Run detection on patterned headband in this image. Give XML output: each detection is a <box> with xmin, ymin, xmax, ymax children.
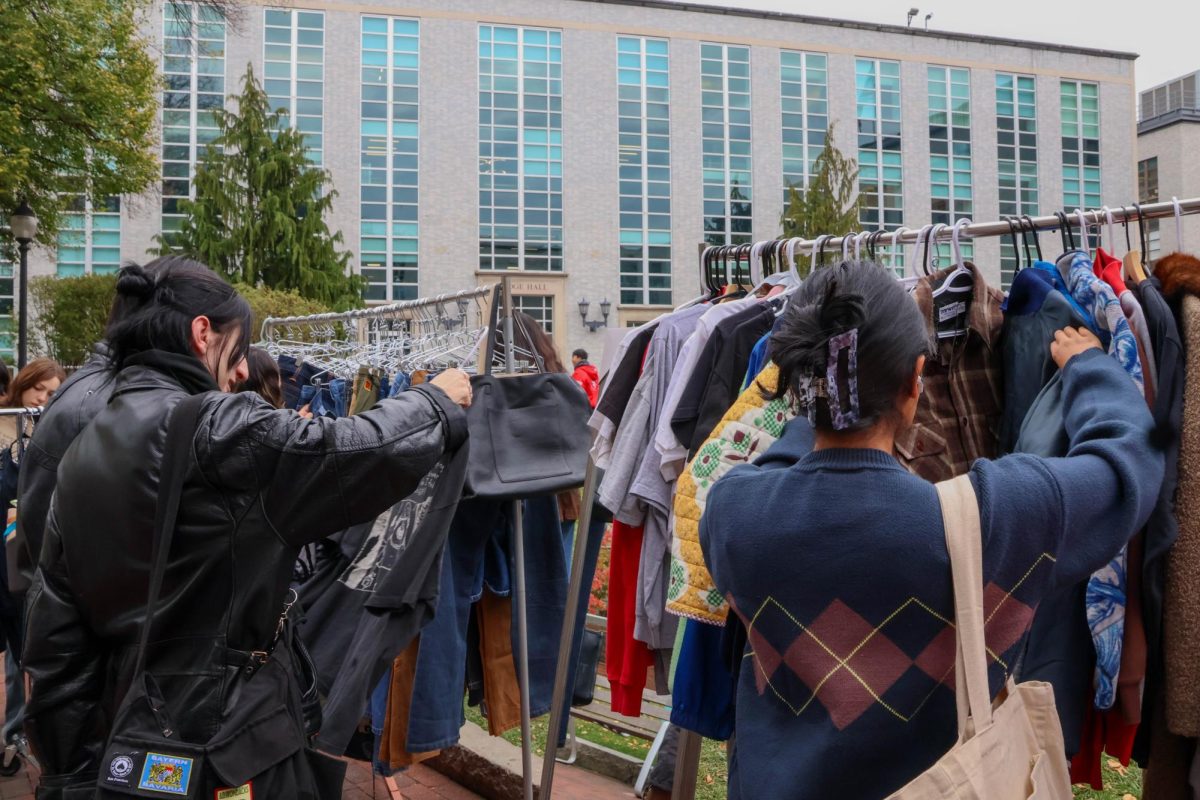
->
<box><xmin>796</xmin><ymin>328</ymin><xmax>861</xmax><ymax>430</ymax></box>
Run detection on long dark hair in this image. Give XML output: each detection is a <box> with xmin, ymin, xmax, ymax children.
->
<box><xmin>109</xmin><ymin>257</ymin><xmax>253</xmax><ymax>371</ymax></box>
<box><xmin>238</xmin><ymin>347</ymin><xmax>284</xmax><ymax>408</ymax></box>
<box><xmin>769</xmin><ymin>261</ymin><xmax>929</xmax><ymax>431</ymax></box>
<box><xmin>510</xmin><ymin>311</ymin><xmax>565</xmax><ymax>373</ymax></box>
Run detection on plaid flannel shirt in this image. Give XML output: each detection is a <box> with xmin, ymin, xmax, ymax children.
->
<box><xmin>896</xmin><ymin>263</ymin><xmax>1005</xmax><ymax>482</ymax></box>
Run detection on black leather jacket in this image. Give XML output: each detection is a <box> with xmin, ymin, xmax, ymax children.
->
<box><xmin>16</xmin><ymin>344</ymin><xmax>117</xmax><ymax>586</ymax></box>
<box><xmin>23</xmin><ymin>364</ymin><xmax>467</xmax><ymax>793</ymax></box>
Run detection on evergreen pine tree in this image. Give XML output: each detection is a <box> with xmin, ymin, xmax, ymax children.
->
<box><xmin>779</xmin><ymin>123</ymin><xmax>862</xmax><ymax>276</ymax></box>
<box><xmin>158</xmin><ymin>64</ymin><xmax>361</xmax><ymax>308</ymax></box>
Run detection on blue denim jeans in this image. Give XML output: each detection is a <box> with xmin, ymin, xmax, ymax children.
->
<box><xmin>329</xmin><ymin>378</ymin><xmax>349</xmax><ymax>418</ymax></box>
<box><xmin>406</xmin><ymin>496</ymin><xmax>567</xmax><ymax>752</ymax></box>
<box><xmin>405</xmin><ymin>500</ymin><xmax>504</xmax><ymax>751</ymax></box>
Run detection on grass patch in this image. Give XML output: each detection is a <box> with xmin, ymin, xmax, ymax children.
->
<box><xmin>461</xmin><ymin>705</ymin><xmax>1138</xmax><ymax>799</ymax></box>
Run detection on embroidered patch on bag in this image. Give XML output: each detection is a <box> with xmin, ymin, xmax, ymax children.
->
<box><xmin>137</xmin><ymin>753</ymin><xmax>193</xmax><ymax>795</ymax></box>
<box><xmin>215</xmin><ymin>784</ymin><xmax>253</xmax><ymax>800</ymax></box>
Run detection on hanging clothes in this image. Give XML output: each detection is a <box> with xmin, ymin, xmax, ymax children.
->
<box><xmin>307</xmin><ymin>443</ymin><xmax>468</xmax><ymax>755</ymax></box>
<box><xmin>667</xmin><ymin>364</ymin><xmax>797</xmax><ymax>625</ymax></box>
<box><xmin>654</xmin><ymin>296</ymin><xmax>762</xmax><ymax>482</ymax></box>
<box><xmin>589</xmin><ymin>323</ymin><xmax>658</xmax><ymax>470</ymax></box>
<box><xmin>615</xmin><ymin>305</ymin><xmax>706</xmax><ymax>654</ymax></box>
<box><xmin>894</xmin><ymin>263</ymin><xmax>1005</xmax><ymax>482</ymax></box>
<box><xmin>998</xmin><ymin>265</ymin><xmax>1089</xmax><ymax>454</ymax></box>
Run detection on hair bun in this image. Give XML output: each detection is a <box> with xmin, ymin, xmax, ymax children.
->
<box><xmin>115</xmin><ymin>264</ymin><xmax>156</xmax><ymax>302</ymax></box>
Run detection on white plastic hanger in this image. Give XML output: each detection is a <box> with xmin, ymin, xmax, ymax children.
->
<box><xmin>931</xmin><ymin>218</ymin><xmax>974</xmax><ymax>339</ymax></box>
<box><xmin>1174</xmin><ymin>196</ymin><xmax>1184</xmax><ymax>252</ymax></box>
<box><xmin>1074</xmin><ymin>208</ymin><xmax>1091</xmax><ymax>259</ymax></box>
<box><xmin>841</xmin><ymin>232</ymin><xmax>853</xmax><ymax>262</ymax></box>
<box><xmin>784</xmin><ymin>237</ymin><xmax>804</xmax><ymax>282</ymax></box>
<box><xmin>1102</xmin><ymin>206</ymin><xmax>1116</xmax><ymax>253</ymax></box>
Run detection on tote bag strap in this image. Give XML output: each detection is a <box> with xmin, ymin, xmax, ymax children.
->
<box><xmin>934</xmin><ymin>474</ymin><xmax>992</xmax><ymax>737</ymax></box>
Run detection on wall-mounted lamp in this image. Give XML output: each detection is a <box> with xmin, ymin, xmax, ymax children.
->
<box><xmin>578</xmin><ymin>297</ymin><xmax>611</xmax><ymax>332</ymax></box>
<box><xmin>906</xmin><ymin>7</ymin><xmax>919</xmax><ymax>26</ymax></box>
<box><xmin>924</xmin><ymin>12</ymin><xmax>933</xmax><ymax>29</ymax></box>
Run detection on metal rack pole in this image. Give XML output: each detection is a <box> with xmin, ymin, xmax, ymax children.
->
<box><xmin>538</xmin><ymin>458</ymin><xmax>600</xmax><ymax>798</ymax></box>
<box><xmin>501</xmin><ymin>276</ymin><xmax>536</xmax><ymax>800</ymax></box>
<box><xmin>771</xmin><ymin>197</ymin><xmax>1200</xmax><ymax>255</ymax></box>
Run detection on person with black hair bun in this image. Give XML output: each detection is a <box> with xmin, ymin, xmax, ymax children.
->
<box><xmin>699</xmin><ymin>260</ymin><xmax>1165</xmax><ymax>797</ymax></box>
<box><xmin>22</xmin><ymin>257</ymin><xmax>472</xmax><ymax>796</ymax></box>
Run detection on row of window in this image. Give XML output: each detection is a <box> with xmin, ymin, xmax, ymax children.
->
<box><xmin>60</xmin><ymin>9</ymin><xmax>1107</xmax><ymax>304</ymax></box>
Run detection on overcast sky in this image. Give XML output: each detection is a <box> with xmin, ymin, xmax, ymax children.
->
<box><xmin>681</xmin><ymin>0</ymin><xmax>1198</xmax><ymax>92</ymax></box>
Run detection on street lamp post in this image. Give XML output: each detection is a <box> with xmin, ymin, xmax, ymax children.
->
<box><xmin>9</xmin><ymin>201</ymin><xmax>39</xmax><ymax>369</ymax></box>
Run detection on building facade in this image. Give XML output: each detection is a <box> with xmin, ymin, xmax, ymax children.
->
<box><xmin>22</xmin><ymin>0</ymin><xmax>1139</xmax><ymax>356</ymax></box>
<box><xmin>1138</xmin><ymin>71</ymin><xmax>1200</xmax><ymax>260</ymax></box>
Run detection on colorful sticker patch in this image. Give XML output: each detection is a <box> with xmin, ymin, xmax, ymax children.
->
<box><xmin>215</xmin><ymin>784</ymin><xmax>253</xmax><ymax>800</ymax></box>
<box><xmin>137</xmin><ymin>752</ymin><xmax>193</xmax><ymax>795</ymax></box>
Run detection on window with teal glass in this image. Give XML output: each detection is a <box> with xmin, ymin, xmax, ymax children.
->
<box><xmin>479</xmin><ymin>25</ymin><xmax>563</xmax><ymax>271</ymax></box>
<box><xmin>701</xmin><ymin>43</ymin><xmax>752</xmax><ymax>247</ymax></box>
<box><xmin>780</xmin><ymin>51</ymin><xmax>828</xmax><ymax>203</ymax></box>
<box><xmin>1061</xmin><ymin>80</ymin><xmax>1101</xmax><ymax>248</ymax></box>
<box><xmin>996</xmin><ymin>73</ymin><xmax>1038</xmax><ymax>286</ymax></box>
<box><xmin>57</xmin><ymin>196</ymin><xmax>121</xmax><ymax>277</ymax></box>
<box><xmin>264</xmin><ymin>8</ymin><xmax>325</xmax><ymax>164</ymax></box>
<box><xmin>856</xmin><ymin>58</ymin><xmax>903</xmax><ymax>265</ymax></box>
<box><xmin>360</xmin><ymin>16</ymin><xmax>419</xmax><ymax>302</ymax></box>
<box><xmin>617</xmin><ymin>36</ymin><xmax>671</xmax><ymax>307</ymax></box>
<box><xmin>928</xmin><ymin>66</ymin><xmax>972</xmax><ymax>263</ymax></box>
<box><xmin>161</xmin><ymin>2</ymin><xmax>225</xmax><ymax>245</ymax></box>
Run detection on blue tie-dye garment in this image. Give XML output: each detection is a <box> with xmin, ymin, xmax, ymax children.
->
<box><xmin>1061</xmin><ymin>250</ymin><xmax>1144</xmax><ymax>710</ymax></box>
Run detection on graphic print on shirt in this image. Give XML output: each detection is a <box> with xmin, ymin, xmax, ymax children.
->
<box><xmin>339</xmin><ymin>462</ymin><xmax>445</xmax><ymax>592</ymax></box>
<box><xmin>731</xmin><ymin>552</ymin><xmax>1054</xmax><ymax>729</ymax></box>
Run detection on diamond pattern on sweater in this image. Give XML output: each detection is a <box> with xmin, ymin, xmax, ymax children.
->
<box><xmin>739</xmin><ymin>553</ymin><xmax>1054</xmax><ymax>730</ymax></box>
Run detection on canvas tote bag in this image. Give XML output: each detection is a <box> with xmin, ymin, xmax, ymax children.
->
<box><xmin>888</xmin><ymin>474</ymin><xmax>1072</xmax><ymax>799</ymax></box>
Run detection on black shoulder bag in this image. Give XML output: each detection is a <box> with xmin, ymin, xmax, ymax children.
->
<box><xmin>95</xmin><ymin>394</ymin><xmax>344</xmax><ymax>799</ymax></box>
<box><xmin>465</xmin><ymin>287</ymin><xmax>591</xmax><ymax>499</ymax></box>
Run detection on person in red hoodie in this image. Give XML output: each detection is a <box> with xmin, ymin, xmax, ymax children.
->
<box><xmin>571</xmin><ymin>348</ymin><xmax>599</xmax><ymax>407</ymax></box>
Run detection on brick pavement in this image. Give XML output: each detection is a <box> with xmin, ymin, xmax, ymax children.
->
<box><xmin>0</xmin><ymin>657</ymin><xmax>629</xmax><ymax>799</ymax></box>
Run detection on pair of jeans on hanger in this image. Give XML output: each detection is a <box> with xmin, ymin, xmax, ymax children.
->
<box><xmin>406</xmin><ymin>496</ymin><xmax>567</xmax><ymax>751</ymax></box>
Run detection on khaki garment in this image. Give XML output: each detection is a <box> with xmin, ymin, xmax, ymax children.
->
<box><xmin>475</xmin><ymin>589</ymin><xmax>523</xmax><ymax>736</ymax></box>
<box><xmin>379</xmin><ymin>637</ymin><xmax>440</xmax><ymax>770</ymax></box>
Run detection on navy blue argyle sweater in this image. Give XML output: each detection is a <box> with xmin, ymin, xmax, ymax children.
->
<box><xmin>700</xmin><ymin>350</ymin><xmax>1162</xmax><ymax>798</ymax></box>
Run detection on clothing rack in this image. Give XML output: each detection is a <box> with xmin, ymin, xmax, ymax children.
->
<box><xmin>0</xmin><ymin>408</ymin><xmax>41</xmax><ymax>417</ymax></box>
<box><xmin>259</xmin><ymin>285</ymin><xmax>496</xmax><ymax>344</ymax></box>
<box><xmin>263</xmin><ymin>280</ymin><xmax>546</xmax><ymax>799</ymax></box>
<box><xmin>538</xmin><ymin>195</ymin><xmax>1200</xmax><ymax>800</ymax></box>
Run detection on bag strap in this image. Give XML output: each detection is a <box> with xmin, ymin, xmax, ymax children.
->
<box><xmin>934</xmin><ymin>474</ymin><xmax>992</xmax><ymax>737</ymax></box>
<box><xmin>483</xmin><ymin>285</ymin><xmax>502</xmax><ymax>376</ymax></box>
<box><xmin>132</xmin><ymin>392</ymin><xmax>208</xmax><ymax>679</ymax></box>
<box><xmin>482</xmin><ymin>284</ymin><xmax>547</xmax><ymax>376</ymax></box>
